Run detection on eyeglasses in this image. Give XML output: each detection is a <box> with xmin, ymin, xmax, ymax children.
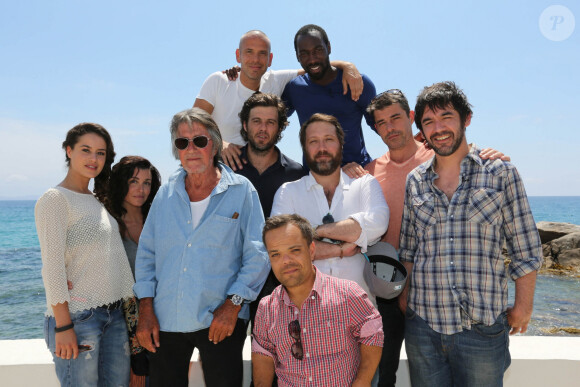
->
<box><xmin>288</xmin><ymin>320</ymin><xmax>303</xmax><ymax>360</ymax></box>
<box><xmin>174</xmin><ymin>135</ymin><xmax>210</xmax><ymax>150</ymax></box>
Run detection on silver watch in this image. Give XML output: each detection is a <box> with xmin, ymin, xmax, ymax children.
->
<box><xmin>228</xmin><ymin>294</ymin><xmax>244</xmax><ymax>306</ymax></box>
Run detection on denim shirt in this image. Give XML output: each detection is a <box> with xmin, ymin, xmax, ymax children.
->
<box><xmin>134</xmin><ymin>163</ymin><xmax>270</xmax><ymax>332</ymax></box>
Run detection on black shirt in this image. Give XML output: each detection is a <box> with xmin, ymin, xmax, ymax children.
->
<box><xmin>235</xmin><ymin>145</ymin><xmax>306</xmax><ymax>218</ymax></box>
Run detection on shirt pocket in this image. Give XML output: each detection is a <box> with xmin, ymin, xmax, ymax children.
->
<box><xmin>412</xmin><ymin>193</ymin><xmax>437</xmax><ymax>238</ymax></box>
<box><xmin>468</xmin><ymin>188</ymin><xmax>503</xmax><ymax>226</ymax></box>
<box><xmin>309</xmin><ymin>318</ymin><xmax>347</xmax><ymax>356</ymax></box>
<box><xmin>204</xmin><ymin>214</ymin><xmax>241</xmax><ymax>248</ymax></box>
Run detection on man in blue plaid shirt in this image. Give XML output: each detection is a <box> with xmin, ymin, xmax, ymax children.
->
<box><xmin>398</xmin><ymin>81</ymin><xmax>542</xmax><ymax>387</ymax></box>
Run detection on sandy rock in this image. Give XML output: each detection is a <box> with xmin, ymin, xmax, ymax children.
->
<box><xmin>558</xmin><ymin>248</ymin><xmax>580</xmax><ymax>268</ymax></box>
<box><xmin>537</xmin><ymin>221</ymin><xmax>580</xmax><ymax>244</ymax></box>
<box><xmin>546</xmin><ymin>233</ymin><xmax>580</xmax><ymax>261</ymax></box>
<box><xmin>537</xmin><ymin>222</ymin><xmax>580</xmax><ymax>275</ymax></box>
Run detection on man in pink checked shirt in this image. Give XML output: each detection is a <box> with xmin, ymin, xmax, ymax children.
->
<box><xmin>252</xmin><ymin>214</ymin><xmax>383</xmax><ymax>387</ymax></box>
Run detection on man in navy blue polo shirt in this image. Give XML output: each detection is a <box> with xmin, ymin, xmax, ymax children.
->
<box><xmin>282</xmin><ymin>24</ymin><xmax>377</xmax><ymax>178</ymax></box>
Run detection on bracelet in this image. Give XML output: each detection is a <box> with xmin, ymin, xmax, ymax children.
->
<box><xmin>54</xmin><ymin>322</ymin><xmax>74</xmax><ymax>333</ymax></box>
<box><xmin>339</xmin><ymin>243</ymin><xmax>344</xmax><ymax>259</ymax></box>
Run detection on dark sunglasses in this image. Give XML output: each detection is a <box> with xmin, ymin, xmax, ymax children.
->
<box><xmin>174</xmin><ymin>135</ymin><xmax>210</xmax><ymax>150</ymax></box>
<box><xmin>322</xmin><ymin>213</ymin><xmax>334</xmax><ymax>224</ymax></box>
<box><xmin>288</xmin><ymin>320</ymin><xmax>303</xmax><ymax>360</ymax></box>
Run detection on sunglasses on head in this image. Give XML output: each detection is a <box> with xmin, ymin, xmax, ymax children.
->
<box><xmin>288</xmin><ymin>319</ymin><xmax>303</xmax><ymax>360</ymax></box>
<box><xmin>375</xmin><ymin>89</ymin><xmax>404</xmax><ymax>100</ymax></box>
<box><xmin>174</xmin><ymin>135</ymin><xmax>210</xmax><ymax>150</ymax></box>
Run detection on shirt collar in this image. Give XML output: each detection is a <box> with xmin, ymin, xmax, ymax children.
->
<box><xmin>305</xmin><ymin>170</ymin><xmax>350</xmax><ymax>192</ymax></box>
<box><xmin>280</xmin><ymin>266</ymin><xmax>322</xmax><ymax>306</ymax></box>
<box><xmin>241</xmin><ymin>145</ymin><xmax>286</xmax><ymax>169</ymax></box>
<box><xmin>423</xmin><ymin>144</ymin><xmax>483</xmax><ymax>179</ymax></box>
<box><xmin>170</xmin><ymin>163</ymin><xmax>243</xmax><ymax>203</ymax></box>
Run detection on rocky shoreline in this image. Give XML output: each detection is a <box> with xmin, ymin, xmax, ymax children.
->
<box><xmin>503</xmin><ymin>221</ymin><xmax>580</xmax><ymax>276</ymax></box>
<box><xmin>536</xmin><ymin>221</ymin><xmax>580</xmax><ymax>276</ymax></box>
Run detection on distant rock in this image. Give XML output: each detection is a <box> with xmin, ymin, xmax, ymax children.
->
<box><xmin>536</xmin><ymin>222</ymin><xmax>580</xmax><ymax>275</ymax></box>
<box><xmin>537</xmin><ymin>221</ymin><xmax>580</xmax><ymax>244</ymax></box>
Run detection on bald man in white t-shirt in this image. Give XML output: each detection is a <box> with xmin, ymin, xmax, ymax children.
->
<box><xmin>194</xmin><ymin>29</ymin><xmax>363</xmax><ymax>171</ymax></box>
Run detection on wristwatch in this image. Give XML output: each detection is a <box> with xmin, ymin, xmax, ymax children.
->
<box><xmin>227</xmin><ymin>294</ymin><xmax>244</xmax><ymax>306</ymax></box>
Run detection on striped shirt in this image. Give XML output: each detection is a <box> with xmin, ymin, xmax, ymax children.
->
<box><xmin>399</xmin><ymin>145</ymin><xmax>542</xmax><ymax>335</ymax></box>
<box><xmin>252</xmin><ymin>268</ymin><xmax>383</xmax><ymax>386</ymax></box>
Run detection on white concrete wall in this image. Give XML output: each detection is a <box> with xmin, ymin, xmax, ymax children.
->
<box><xmin>1</xmin><ymin>337</ymin><xmax>579</xmax><ymax>386</ymax></box>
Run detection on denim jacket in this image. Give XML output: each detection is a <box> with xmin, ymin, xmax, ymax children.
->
<box><xmin>134</xmin><ymin>163</ymin><xmax>270</xmax><ymax>332</ymax></box>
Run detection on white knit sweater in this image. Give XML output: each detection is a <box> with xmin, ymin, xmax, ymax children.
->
<box><xmin>35</xmin><ymin>187</ymin><xmax>135</xmax><ymax>316</ymax></box>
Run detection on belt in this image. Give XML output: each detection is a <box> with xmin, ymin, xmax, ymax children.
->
<box><xmin>98</xmin><ymin>299</ymin><xmax>123</xmax><ymax>310</ymax></box>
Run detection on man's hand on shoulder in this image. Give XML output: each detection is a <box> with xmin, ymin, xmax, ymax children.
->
<box><xmin>479</xmin><ymin>147</ymin><xmax>511</xmax><ymax>162</ymax></box>
<box><xmin>222</xmin><ymin>66</ymin><xmax>241</xmax><ymax>81</ymax></box>
<box><xmin>208</xmin><ymin>298</ymin><xmax>241</xmax><ymax>344</ymax></box>
<box><xmin>342</xmin><ymin>162</ymin><xmax>368</xmax><ymax>179</ymax></box>
<box><xmin>337</xmin><ymin>61</ymin><xmax>363</xmax><ymax>101</ymax></box>
<box><xmin>414</xmin><ymin>131</ymin><xmax>432</xmax><ymax>150</ymax></box>
<box><xmin>222</xmin><ymin>141</ymin><xmax>246</xmax><ymax>171</ymax></box>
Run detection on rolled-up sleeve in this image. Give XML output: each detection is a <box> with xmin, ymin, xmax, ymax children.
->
<box><xmin>348</xmin><ymin>282</ymin><xmax>384</xmax><ymax>347</ymax></box>
<box><xmin>350</xmin><ymin>175</ymin><xmax>389</xmax><ymax>252</ymax></box>
<box><xmin>501</xmin><ymin>166</ymin><xmax>543</xmax><ymax>280</ymax></box>
<box><xmin>133</xmin><ymin>188</ymin><xmax>162</xmax><ymax>299</ymax></box>
<box><xmin>251</xmin><ymin>300</ymin><xmax>276</xmax><ymax>359</ymax></box>
<box><xmin>226</xmin><ymin>184</ymin><xmax>270</xmax><ymax>302</ymax></box>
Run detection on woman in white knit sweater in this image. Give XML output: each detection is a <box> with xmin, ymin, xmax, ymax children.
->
<box><xmin>35</xmin><ymin>123</ymin><xmax>135</xmax><ymax>387</ymax></box>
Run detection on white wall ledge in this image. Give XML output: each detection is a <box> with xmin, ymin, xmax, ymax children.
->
<box><xmin>1</xmin><ymin>337</ymin><xmax>579</xmax><ymax>386</ymax></box>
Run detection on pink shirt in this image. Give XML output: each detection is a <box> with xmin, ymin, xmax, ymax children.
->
<box><xmin>365</xmin><ymin>143</ymin><xmax>433</xmax><ymax>248</ymax></box>
<box><xmin>252</xmin><ymin>268</ymin><xmax>383</xmax><ymax>386</ymax></box>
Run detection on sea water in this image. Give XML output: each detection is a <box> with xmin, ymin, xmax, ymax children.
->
<box><xmin>1</xmin><ymin>197</ymin><xmax>579</xmax><ymax>339</ymax></box>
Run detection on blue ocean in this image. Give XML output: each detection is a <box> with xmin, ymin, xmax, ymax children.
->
<box><xmin>1</xmin><ymin>197</ymin><xmax>579</xmax><ymax>340</ymax></box>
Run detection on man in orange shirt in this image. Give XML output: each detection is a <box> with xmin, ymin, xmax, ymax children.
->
<box><xmin>365</xmin><ymin>89</ymin><xmax>506</xmax><ymax>387</ymax></box>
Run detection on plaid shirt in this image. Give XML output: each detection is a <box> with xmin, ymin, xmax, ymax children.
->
<box><xmin>399</xmin><ymin>146</ymin><xmax>542</xmax><ymax>335</ymax></box>
<box><xmin>252</xmin><ymin>268</ymin><xmax>383</xmax><ymax>386</ymax></box>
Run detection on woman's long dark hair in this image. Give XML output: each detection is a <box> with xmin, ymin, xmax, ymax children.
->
<box><xmin>106</xmin><ymin>156</ymin><xmax>161</xmax><ymax>238</ymax></box>
<box><xmin>62</xmin><ymin>123</ymin><xmax>115</xmax><ymax>203</ymax></box>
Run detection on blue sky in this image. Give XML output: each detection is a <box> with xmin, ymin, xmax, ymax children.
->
<box><xmin>1</xmin><ymin>0</ymin><xmax>578</xmax><ymax>198</ymax></box>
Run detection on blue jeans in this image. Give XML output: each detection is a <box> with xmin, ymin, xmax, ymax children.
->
<box><xmin>404</xmin><ymin>307</ymin><xmax>511</xmax><ymax>387</ymax></box>
<box><xmin>44</xmin><ymin>307</ymin><xmax>130</xmax><ymax>387</ymax></box>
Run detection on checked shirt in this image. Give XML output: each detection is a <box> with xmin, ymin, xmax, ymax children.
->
<box><xmin>252</xmin><ymin>268</ymin><xmax>383</xmax><ymax>386</ymax></box>
<box><xmin>399</xmin><ymin>145</ymin><xmax>542</xmax><ymax>335</ymax></box>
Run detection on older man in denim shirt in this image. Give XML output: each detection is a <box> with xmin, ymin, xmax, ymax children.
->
<box><xmin>134</xmin><ymin>108</ymin><xmax>270</xmax><ymax>387</ymax></box>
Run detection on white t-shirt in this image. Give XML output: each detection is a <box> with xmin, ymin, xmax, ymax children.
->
<box><xmin>197</xmin><ymin>69</ymin><xmax>298</xmax><ymax>146</ymax></box>
<box><xmin>271</xmin><ymin>172</ymin><xmax>390</xmax><ymax>305</ymax></box>
<box><xmin>190</xmin><ymin>196</ymin><xmax>211</xmax><ymax>229</ymax></box>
